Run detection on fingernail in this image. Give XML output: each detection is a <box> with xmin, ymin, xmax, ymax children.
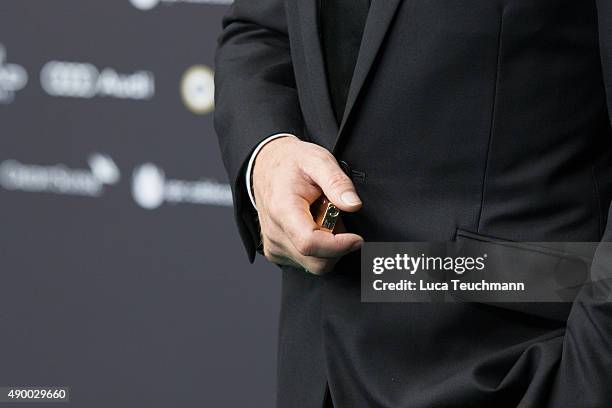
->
<box><xmin>341</xmin><ymin>191</ymin><xmax>361</xmax><ymax>206</ymax></box>
<box><xmin>351</xmin><ymin>241</ymin><xmax>364</xmax><ymax>251</ymax></box>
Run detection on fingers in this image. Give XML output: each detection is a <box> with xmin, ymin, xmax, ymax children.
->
<box><xmin>293</xmin><ymin>232</ymin><xmax>362</xmax><ymax>275</ymax></box>
<box><xmin>268</xmin><ymin>237</ymin><xmax>360</xmax><ymax>276</ymax></box>
<box><xmin>276</xmin><ymin>198</ymin><xmax>363</xmax><ymax>258</ymax></box>
<box><xmin>301</xmin><ymin>148</ymin><xmax>362</xmax><ymax>212</ymax></box>
<box><xmin>267</xmin><ymin>252</ymin><xmax>338</xmax><ymax>276</ymax></box>
<box><xmin>263</xmin><ymin>200</ymin><xmax>363</xmax><ymax>274</ymax></box>
<box><xmin>300</xmin><ymin>257</ymin><xmax>340</xmax><ymax>275</ymax></box>
<box><xmin>293</xmin><ymin>230</ymin><xmax>363</xmax><ymax>259</ymax></box>
<box><xmin>279</xmin><ymin>205</ymin><xmax>363</xmax><ymax>275</ymax></box>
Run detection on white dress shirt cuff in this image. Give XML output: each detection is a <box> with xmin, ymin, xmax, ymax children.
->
<box><xmin>245</xmin><ymin>133</ymin><xmax>298</xmax><ymax>210</ymax></box>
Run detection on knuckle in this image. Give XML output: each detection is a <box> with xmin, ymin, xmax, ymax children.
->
<box><xmin>263</xmin><ymin>241</ymin><xmax>280</xmax><ymax>260</ymax></box>
<box><xmin>263</xmin><ymin>244</ymin><xmax>274</xmax><ymax>260</ymax></box>
<box><xmin>314</xmin><ymin>148</ymin><xmax>333</xmax><ymax>161</ymax></box>
<box><xmin>327</xmin><ymin>171</ymin><xmax>351</xmax><ymax>191</ymax></box>
<box><xmin>263</xmin><ymin>249</ymin><xmax>274</xmax><ymax>262</ymax></box>
<box><xmin>303</xmin><ymin>146</ymin><xmax>330</xmax><ymax>166</ymax></box>
<box><xmin>306</xmin><ymin>259</ymin><xmax>332</xmax><ymax>275</ymax></box>
<box><xmin>304</xmin><ymin>263</ymin><xmax>323</xmax><ymax>275</ymax></box>
<box><xmin>294</xmin><ymin>236</ymin><xmax>315</xmax><ymax>257</ymax></box>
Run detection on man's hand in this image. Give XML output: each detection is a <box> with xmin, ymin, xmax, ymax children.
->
<box><xmin>252</xmin><ymin>136</ymin><xmax>364</xmax><ymax>275</ymax></box>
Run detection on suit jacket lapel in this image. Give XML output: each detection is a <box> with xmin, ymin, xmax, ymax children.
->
<box><xmin>296</xmin><ymin>0</ymin><xmax>339</xmax><ymax>149</ymax></box>
<box><xmin>333</xmin><ymin>0</ymin><xmax>403</xmax><ymax>152</ymax></box>
<box><xmin>295</xmin><ymin>0</ymin><xmax>402</xmax><ymax>152</ymax></box>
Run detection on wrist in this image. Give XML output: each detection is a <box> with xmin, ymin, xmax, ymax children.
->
<box><xmin>246</xmin><ymin>134</ymin><xmax>299</xmax><ymax>210</ymax></box>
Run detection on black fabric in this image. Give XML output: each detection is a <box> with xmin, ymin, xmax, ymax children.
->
<box><xmin>323</xmin><ymin>386</ymin><xmax>334</xmax><ymax>408</ymax></box>
<box><xmin>320</xmin><ymin>0</ymin><xmax>370</xmax><ymax>123</ymax></box>
<box><xmin>215</xmin><ymin>1</ymin><xmax>612</xmax><ymax>407</ymax></box>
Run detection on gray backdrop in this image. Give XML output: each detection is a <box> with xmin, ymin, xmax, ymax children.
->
<box><xmin>0</xmin><ymin>1</ymin><xmax>280</xmax><ymax>406</ymax></box>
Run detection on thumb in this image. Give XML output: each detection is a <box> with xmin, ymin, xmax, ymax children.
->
<box><xmin>305</xmin><ymin>157</ymin><xmax>362</xmax><ymax>212</ymax></box>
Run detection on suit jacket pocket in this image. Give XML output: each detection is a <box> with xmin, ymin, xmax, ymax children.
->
<box><xmin>454</xmin><ymin>229</ymin><xmax>596</xmax><ymax>323</ymax></box>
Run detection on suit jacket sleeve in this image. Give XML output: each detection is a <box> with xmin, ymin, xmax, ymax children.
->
<box><xmin>545</xmin><ymin>3</ymin><xmax>612</xmax><ymax>406</ymax></box>
<box><xmin>214</xmin><ymin>0</ymin><xmax>305</xmax><ymax>262</ymax></box>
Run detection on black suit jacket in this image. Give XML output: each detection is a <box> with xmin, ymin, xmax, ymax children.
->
<box><xmin>214</xmin><ymin>1</ymin><xmax>612</xmax><ymax>407</ymax></box>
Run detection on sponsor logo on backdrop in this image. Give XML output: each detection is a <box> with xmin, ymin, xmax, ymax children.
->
<box><xmin>0</xmin><ymin>44</ymin><xmax>28</xmax><ymax>104</ymax></box>
<box><xmin>130</xmin><ymin>0</ymin><xmax>232</xmax><ymax>11</ymax></box>
<box><xmin>181</xmin><ymin>65</ymin><xmax>214</xmax><ymax>115</ymax></box>
<box><xmin>0</xmin><ymin>153</ymin><xmax>120</xmax><ymax>197</ymax></box>
<box><xmin>132</xmin><ymin>163</ymin><xmax>232</xmax><ymax>209</ymax></box>
<box><xmin>40</xmin><ymin>61</ymin><xmax>154</xmax><ymax>100</ymax></box>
